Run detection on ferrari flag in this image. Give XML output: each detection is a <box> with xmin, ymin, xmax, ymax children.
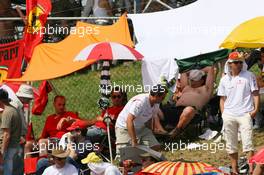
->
<box><xmin>24</xmin><ymin>0</ymin><xmax>51</xmax><ymax>61</ymax></box>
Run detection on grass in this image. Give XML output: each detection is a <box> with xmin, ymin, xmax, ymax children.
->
<box><xmin>31</xmin><ymin>61</ymin><xmax>142</xmax><ymax>137</ymax></box>
<box><xmin>31</xmin><ymin>62</ymin><xmax>264</xmax><ymax>168</ymax></box>
<box><xmin>162</xmin><ymin>128</ymin><xmax>264</xmax><ymax>167</ymax></box>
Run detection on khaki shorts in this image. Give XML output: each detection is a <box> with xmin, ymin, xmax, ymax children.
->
<box><xmin>222</xmin><ymin>113</ymin><xmax>254</xmax><ymax>154</ymax></box>
<box><xmin>115</xmin><ymin>127</ymin><xmax>160</xmax><ymax>155</ymax></box>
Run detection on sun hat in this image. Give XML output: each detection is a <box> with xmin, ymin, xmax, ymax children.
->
<box><xmin>16</xmin><ymin>84</ymin><xmax>34</xmax><ymax>99</ymax></box>
<box><xmin>81</xmin><ymin>152</ymin><xmax>103</xmax><ymax>164</ymax></box>
<box><xmin>189</xmin><ymin>69</ymin><xmax>205</xmax><ymax>81</ymax></box>
<box><xmin>51</xmin><ymin>148</ymin><xmax>70</xmax><ymax>158</ymax></box>
<box><xmin>67</xmin><ymin>119</ymin><xmax>87</xmax><ymax>131</ymax></box>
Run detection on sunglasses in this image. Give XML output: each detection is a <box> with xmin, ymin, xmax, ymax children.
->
<box><xmin>111</xmin><ymin>95</ymin><xmax>122</xmax><ymax>99</ymax></box>
<box><xmin>229</xmin><ymin>61</ymin><xmax>243</xmax><ymax>64</ymax></box>
<box><xmin>52</xmin><ymin>157</ymin><xmax>66</xmax><ymax>161</ymax></box>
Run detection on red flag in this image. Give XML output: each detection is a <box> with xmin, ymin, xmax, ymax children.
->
<box><xmin>25</xmin><ymin>122</ymin><xmax>35</xmax><ymax>141</ymax></box>
<box><xmin>32</xmin><ymin>80</ymin><xmax>52</xmax><ymax>115</ymax></box>
<box><xmin>0</xmin><ymin>40</ymin><xmax>24</xmax><ymax>81</ymax></box>
<box><xmin>24</xmin><ymin>0</ymin><xmax>51</xmax><ymax>61</ymax></box>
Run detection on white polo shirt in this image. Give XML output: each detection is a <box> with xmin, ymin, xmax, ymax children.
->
<box><xmin>217</xmin><ymin>70</ymin><xmax>258</xmax><ymax>116</ymax></box>
<box><xmin>115</xmin><ymin>93</ymin><xmax>159</xmax><ymax>129</ymax></box>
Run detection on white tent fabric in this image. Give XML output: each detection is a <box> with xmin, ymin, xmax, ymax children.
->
<box><xmin>142</xmin><ymin>58</ymin><xmax>178</xmax><ymax>92</ymax></box>
<box><xmin>128</xmin><ymin>0</ymin><xmax>264</xmax><ymax>60</ymax></box>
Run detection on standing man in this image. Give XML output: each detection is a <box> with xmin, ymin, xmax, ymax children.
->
<box><xmin>115</xmin><ymin>84</ymin><xmax>167</xmax><ymax>159</ymax></box>
<box><xmin>0</xmin><ymin>89</ymin><xmax>22</xmax><ymax>175</ymax></box>
<box><xmin>217</xmin><ymin>51</ymin><xmax>259</xmax><ymax>174</ymax></box>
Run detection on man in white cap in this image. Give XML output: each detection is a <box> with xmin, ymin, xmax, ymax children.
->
<box><xmin>167</xmin><ymin>66</ymin><xmax>214</xmax><ymax>138</ymax></box>
<box><xmin>14</xmin><ymin>84</ymin><xmax>34</xmax><ymax>175</ymax></box>
<box><xmin>15</xmin><ymin>84</ymin><xmax>34</xmax><ymax>138</ymax></box>
<box><xmin>218</xmin><ymin>51</ymin><xmax>259</xmax><ymax>174</ymax></box>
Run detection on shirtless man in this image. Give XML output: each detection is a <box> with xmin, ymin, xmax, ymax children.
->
<box><xmin>169</xmin><ymin>66</ymin><xmax>214</xmax><ymax>138</ymax></box>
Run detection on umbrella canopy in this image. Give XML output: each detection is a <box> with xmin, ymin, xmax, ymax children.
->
<box><xmin>74</xmin><ymin>42</ymin><xmax>144</xmax><ymax>61</ymax></box>
<box><xmin>141</xmin><ymin>161</ymin><xmax>225</xmax><ymax>175</ymax></box>
<box><xmin>249</xmin><ymin>148</ymin><xmax>264</xmax><ymax>164</ymax></box>
<box><xmin>176</xmin><ymin>49</ymin><xmax>230</xmax><ymax>73</ymax></box>
<box><xmin>220</xmin><ymin>16</ymin><xmax>264</xmax><ymax>49</ymax></box>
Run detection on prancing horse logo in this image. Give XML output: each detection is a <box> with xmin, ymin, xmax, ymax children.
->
<box><xmin>27</xmin><ymin>5</ymin><xmax>45</xmax><ymax>33</ymax></box>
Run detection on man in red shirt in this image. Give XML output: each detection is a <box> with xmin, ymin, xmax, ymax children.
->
<box><xmin>38</xmin><ymin>95</ymin><xmax>80</xmax><ymax>156</ymax></box>
<box><xmin>86</xmin><ymin>88</ymin><xmax>127</xmax><ymax>138</ymax></box>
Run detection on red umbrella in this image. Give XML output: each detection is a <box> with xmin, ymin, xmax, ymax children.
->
<box><xmin>73</xmin><ymin>42</ymin><xmax>144</xmax><ymax>61</ymax></box>
<box><xmin>249</xmin><ymin>148</ymin><xmax>264</xmax><ymax>164</ymax></box>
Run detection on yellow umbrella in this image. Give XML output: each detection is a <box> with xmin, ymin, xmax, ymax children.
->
<box><xmin>220</xmin><ymin>16</ymin><xmax>264</xmax><ymax>49</ymax></box>
<box><xmin>141</xmin><ymin>161</ymin><xmax>226</xmax><ymax>175</ymax></box>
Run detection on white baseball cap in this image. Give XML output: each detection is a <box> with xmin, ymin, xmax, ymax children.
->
<box><xmin>189</xmin><ymin>70</ymin><xmax>205</xmax><ymax>81</ymax></box>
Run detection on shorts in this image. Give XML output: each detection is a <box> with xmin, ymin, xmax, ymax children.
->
<box><xmin>222</xmin><ymin>113</ymin><xmax>254</xmax><ymax>154</ymax></box>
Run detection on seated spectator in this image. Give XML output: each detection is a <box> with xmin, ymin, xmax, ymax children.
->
<box><xmin>42</xmin><ymin>148</ymin><xmax>78</xmax><ymax>175</ymax></box>
<box><xmin>82</xmin><ymin>0</ymin><xmax>113</xmax><ymax>17</ymax></box>
<box><xmin>81</xmin><ymin>152</ymin><xmax>122</xmax><ymax>175</ymax></box>
<box><xmin>25</xmin><ymin>95</ymin><xmax>80</xmax><ymax>156</ymax></box>
<box><xmin>163</xmin><ymin>66</ymin><xmax>214</xmax><ymax>138</ymax></box>
<box><xmin>38</xmin><ymin>120</ymin><xmax>96</xmax><ymax>174</ymax></box>
<box><xmin>64</xmin><ymin>119</ymin><xmax>96</xmax><ymax>171</ymax></box>
<box><xmin>39</xmin><ymin>95</ymin><xmax>82</xmax><ymax>156</ymax></box>
<box><xmin>87</xmin><ymin>87</ymin><xmax>127</xmax><ymax>138</ymax></box>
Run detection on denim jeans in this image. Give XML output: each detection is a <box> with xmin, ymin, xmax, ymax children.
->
<box><xmin>3</xmin><ymin>146</ymin><xmax>23</xmax><ymax>175</ymax></box>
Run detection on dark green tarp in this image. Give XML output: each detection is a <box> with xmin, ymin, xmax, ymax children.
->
<box><xmin>176</xmin><ymin>49</ymin><xmax>231</xmax><ymax>73</ymax></box>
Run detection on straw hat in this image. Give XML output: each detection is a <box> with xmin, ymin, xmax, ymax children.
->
<box><xmin>51</xmin><ymin>148</ymin><xmax>70</xmax><ymax>158</ymax></box>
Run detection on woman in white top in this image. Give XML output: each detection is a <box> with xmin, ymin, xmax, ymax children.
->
<box><xmin>82</xmin><ymin>0</ymin><xmax>113</xmax><ymax>17</ymax></box>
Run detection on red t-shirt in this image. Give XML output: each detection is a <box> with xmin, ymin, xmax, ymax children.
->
<box><xmin>95</xmin><ymin>106</ymin><xmax>124</xmax><ymax>130</ymax></box>
<box><xmin>40</xmin><ymin>111</ymin><xmax>79</xmax><ymax>139</ymax></box>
